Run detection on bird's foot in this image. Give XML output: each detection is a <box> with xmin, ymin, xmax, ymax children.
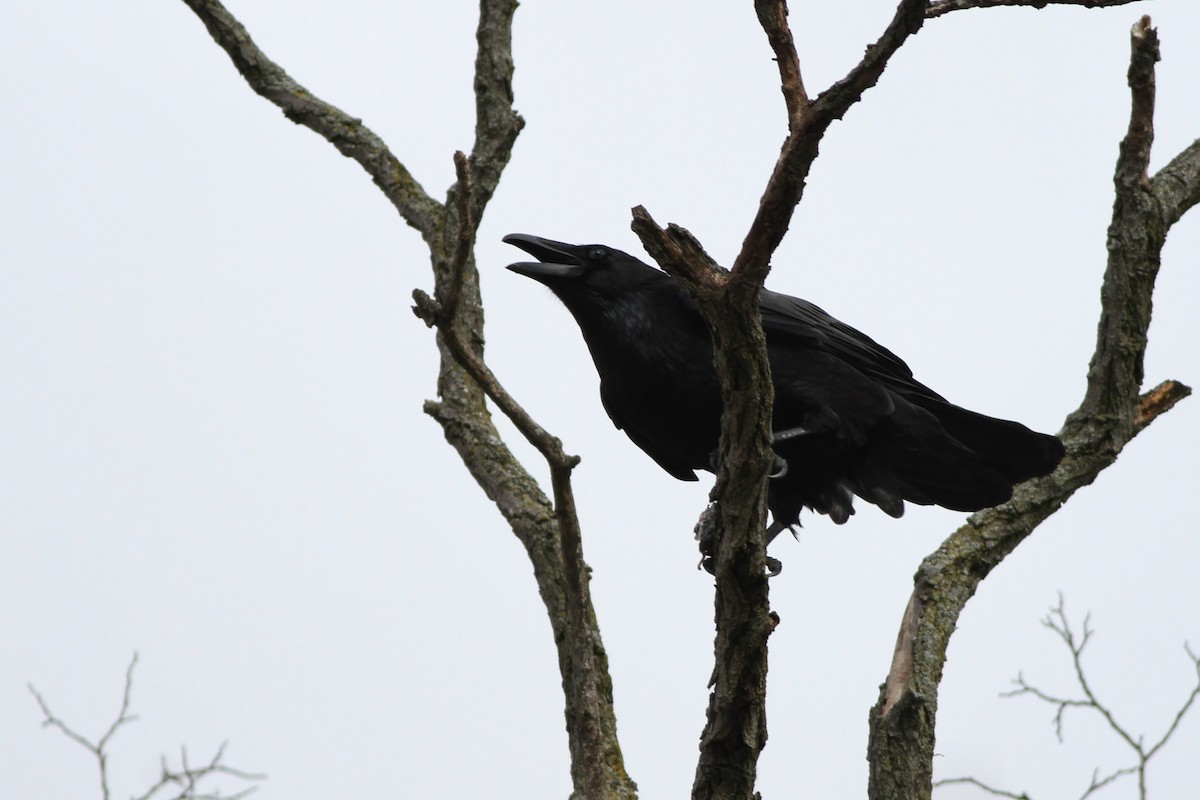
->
<box><xmin>695</xmin><ymin>503</ymin><xmax>783</xmax><ymax>576</ymax></box>
<box><xmin>710</xmin><ymin>426</ymin><xmax>807</xmax><ymax>477</ymax></box>
<box><xmin>767</xmin><ymin>426</ymin><xmax>809</xmax><ymax>479</ymax></box>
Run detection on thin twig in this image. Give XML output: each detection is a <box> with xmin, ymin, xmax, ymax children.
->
<box><xmin>998</xmin><ymin>598</ymin><xmax>1200</xmax><ymax>800</ymax></box>
<box><xmin>942</xmin><ymin>599</ymin><xmax>1198</xmax><ymax>800</ymax></box>
<box><xmin>411</xmin><ymin>289</ymin><xmax>579</xmax><ymax>474</ymax></box>
<box><xmin>134</xmin><ymin>740</ymin><xmax>266</xmax><ymax>800</ymax></box>
<box><xmin>1002</xmin><ymin>671</ymin><xmax>1093</xmax><ymax>744</ymax></box>
<box><xmin>30</xmin><ymin>653</ymin><xmax>263</xmax><ymax>800</ymax></box>
<box><xmin>1079</xmin><ymin>766</ymin><xmax>1139</xmax><ymax>800</ymax></box>
<box><xmin>934</xmin><ymin>776</ymin><xmax>1032</xmax><ymax>799</ymax></box>
<box><xmin>1050</xmin><ymin>601</ymin><xmax>1141</xmax><ymax>752</ymax></box>
<box><xmin>29</xmin><ymin>654</ymin><xmax>142</xmax><ymax>800</ymax></box>
<box><xmin>97</xmin><ymin>652</ymin><xmax>141</xmax><ymax>756</ymax></box>
<box><xmin>1142</xmin><ymin>643</ymin><xmax>1200</xmax><ymax>761</ymax></box>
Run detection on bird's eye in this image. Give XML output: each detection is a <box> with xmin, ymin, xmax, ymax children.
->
<box><xmin>587</xmin><ymin>247</ymin><xmax>608</xmax><ymax>261</ymax></box>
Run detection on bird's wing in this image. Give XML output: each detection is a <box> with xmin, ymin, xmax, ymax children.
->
<box><xmin>599</xmin><ymin>381</ymin><xmax>702</xmax><ymax>482</ymax></box>
<box><xmin>758</xmin><ymin>290</ymin><xmax>945</xmax><ymax>402</ymax></box>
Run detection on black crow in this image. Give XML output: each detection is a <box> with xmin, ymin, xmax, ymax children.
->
<box><xmin>505</xmin><ymin>233</ymin><xmax>1064</xmax><ymax>565</ymax></box>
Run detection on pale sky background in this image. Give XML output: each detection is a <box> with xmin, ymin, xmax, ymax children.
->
<box><xmin>2</xmin><ymin>2</ymin><xmax>1198</xmax><ymax>799</ymax></box>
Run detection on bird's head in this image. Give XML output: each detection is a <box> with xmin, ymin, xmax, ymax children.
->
<box><xmin>503</xmin><ymin>233</ymin><xmax>665</xmax><ymax>306</ymax></box>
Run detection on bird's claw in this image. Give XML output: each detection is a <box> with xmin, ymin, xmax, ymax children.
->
<box><xmin>769</xmin><ymin>455</ymin><xmax>788</xmax><ymax>479</ymax></box>
<box><xmin>767</xmin><ymin>427</ymin><xmax>807</xmax><ymax>479</ymax></box>
<box><xmin>714</xmin><ymin>428</ymin><xmax>804</xmax><ymax>477</ymax></box>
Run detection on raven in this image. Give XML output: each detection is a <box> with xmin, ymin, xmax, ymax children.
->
<box><xmin>505</xmin><ymin>233</ymin><xmax>1064</xmax><ymax>564</ymax></box>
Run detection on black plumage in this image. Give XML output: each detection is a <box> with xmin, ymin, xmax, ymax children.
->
<box><xmin>505</xmin><ymin>233</ymin><xmax>1064</xmax><ymax>550</ymax></box>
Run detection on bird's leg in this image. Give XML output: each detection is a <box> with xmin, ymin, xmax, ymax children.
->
<box><xmin>763</xmin><ymin>519</ymin><xmax>798</xmax><ymax>577</ymax></box>
<box><xmin>771</xmin><ymin>425</ymin><xmax>809</xmax><ymax>442</ymax></box>
<box><xmin>766</xmin><ymin>519</ymin><xmax>799</xmax><ymax>545</ymax></box>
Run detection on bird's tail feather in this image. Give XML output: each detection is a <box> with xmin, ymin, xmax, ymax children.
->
<box><xmin>852</xmin><ymin>396</ymin><xmax>1063</xmax><ymax>515</ymax></box>
<box><xmin>912</xmin><ymin>397</ymin><xmax>1065</xmax><ymax>483</ymax></box>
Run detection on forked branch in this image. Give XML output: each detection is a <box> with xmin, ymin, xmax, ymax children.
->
<box><xmin>733</xmin><ymin>0</ymin><xmax>927</xmax><ymax>283</ymax></box>
<box><xmin>939</xmin><ymin>597</ymin><xmax>1200</xmax><ymax>800</ymax></box>
<box><xmin>179</xmin><ymin>1</ymin><xmax>632</xmax><ymax>797</ymax></box>
<box><xmin>180</xmin><ymin>0</ymin><xmax>441</xmax><ymax>238</ymax></box>
<box><xmin>30</xmin><ymin>653</ymin><xmax>264</xmax><ymax>800</ymax></box>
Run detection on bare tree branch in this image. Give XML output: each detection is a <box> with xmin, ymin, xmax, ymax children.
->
<box><xmin>1079</xmin><ymin>14</ymin><xmax>1161</xmax><ymax>423</ymax></box>
<box><xmin>414</xmin><ymin>162</ymin><xmax>625</xmax><ymax>800</ymax></box>
<box><xmin>468</xmin><ymin>0</ymin><xmax>525</xmax><ymax>213</ymax></box>
<box><xmin>1000</xmin><ymin>599</ymin><xmax>1200</xmax><ymax>800</ymax></box>
<box><xmin>733</xmin><ymin>0</ymin><xmax>927</xmax><ymax>283</ymax></box>
<box><xmin>1079</xmin><ymin>766</ymin><xmax>1141</xmax><ymax>800</ymax></box>
<box><xmin>413</xmin><ymin>154</ymin><xmax>578</xmax><ymax>473</ymax></box>
<box><xmin>178</xmin><ymin>1</ymin><xmax>635</xmax><ymax>797</ymax></box>
<box><xmin>1000</xmin><ymin>598</ymin><xmax>1140</xmax><ymax>749</ymax></box>
<box><xmin>755</xmin><ymin>0</ymin><xmax>808</xmax><ymax>124</ymax></box>
<box><xmin>868</xmin><ymin>16</ymin><xmax>1193</xmax><ymax>800</ymax></box>
<box><xmin>29</xmin><ymin>654</ymin><xmax>141</xmax><ymax>800</ymax></box>
<box><xmin>939</xmin><ymin>599</ymin><xmax>1199</xmax><ymax>800</ymax></box>
<box><xmin>1146</xmin><ymin>643</ymin><xmax>1200</xmax><ymax>759</ymax></box>
<box><xmin>1152</xmin><ymin>137</ymin><xmax>1200</xmax><ymax>228</ymax></box>
<box><xmin>30</xmin><ymin>654</ymin><xmax>264</xmax><ymax>800</ymax></box>
<box><xmin>180</xmin><ymin>0</ymin><xmax>442</xmax><ymax>240</ymax></box>
<box><xmin>133</xmin><ymin>743</ymin><xmax>266</xmax><ymax>800</ymax></box>
<box><xmin>926</xmin><ymin>0</ymin><xmax>1147</xmax><ymax>19</ymax></box>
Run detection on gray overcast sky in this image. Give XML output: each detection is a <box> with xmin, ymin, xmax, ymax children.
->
<box><xmin>2</xmin><ymin>2</ymin><xmax>1198</xmax><ymax>798</ymax></box>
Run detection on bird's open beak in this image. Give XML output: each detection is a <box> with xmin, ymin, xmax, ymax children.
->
<box><xmin>503</xmin><ymin>233</ymin><xmax>586</xmax><ymax>280</ymax></box>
